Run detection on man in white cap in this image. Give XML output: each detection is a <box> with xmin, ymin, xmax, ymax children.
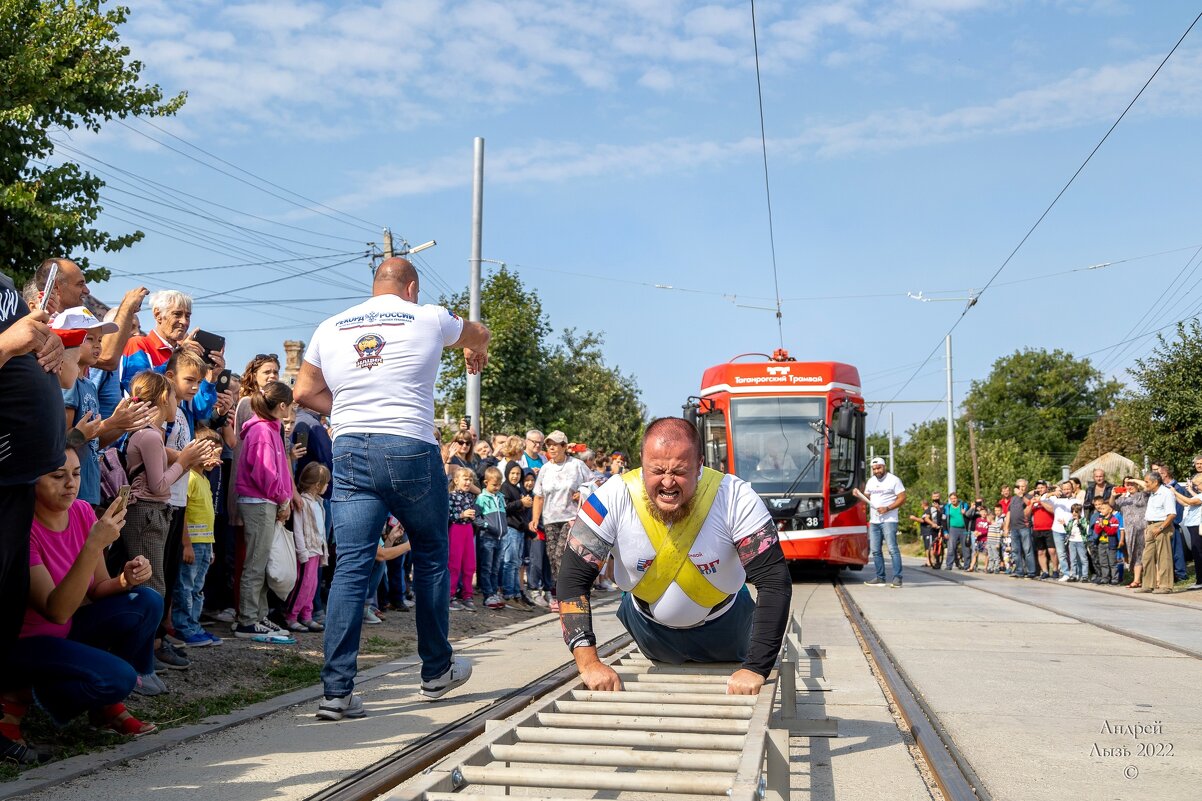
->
<box><xmin>856</xmin><ymin>457</ymin><xmax>907</xmax><ymax>587</ymax></box>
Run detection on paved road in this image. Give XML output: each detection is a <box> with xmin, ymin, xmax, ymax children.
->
<box><xmin>845</xmin><ymin>559</ymin><xmax>1201</xmax><ymax>801</ymax></box>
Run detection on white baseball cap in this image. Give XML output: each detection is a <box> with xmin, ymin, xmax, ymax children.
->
<box><xmin>51</xmin><ymin>306</ymin><xmax>119</xmax><ymax>336</ymax></box>
<box><xmin>870</xmin><ymin>456</ymin><xmax>887</xmax><ymax>467</ymax></box>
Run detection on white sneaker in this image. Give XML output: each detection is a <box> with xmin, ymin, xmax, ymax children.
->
<box><xmin>530</xmin><ymin>593</ymin><xmax>549</xmax><ymax>608</ymax></box>
<box><xmin>1058</xmin><ymin>574</ymin><xmax>1071</xmax><ymax>582</ymax></box>
<box><xmin>316</xmin><ymin>693</ymin><xmax>366</xmax><ymax>721</ymax></box>
<box><xmin>419</xmin><ymin>656</ymin><xmax>472</xmax><ymax>700</ymax></box>
<box><xmin>362</xmin><ymin>606</ymin><xmax>382</xmax><ymax>625</ymax></box>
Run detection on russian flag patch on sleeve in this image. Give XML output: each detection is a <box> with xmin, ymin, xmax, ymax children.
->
<box><xmin>582</xmin><ymin>493</ymin><xmax>608</xmax><ymax>526</ymax></box>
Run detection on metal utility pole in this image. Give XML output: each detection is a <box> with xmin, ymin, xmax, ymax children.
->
<box><xmin>967</xmin><ymin>416</ymin><xmax>980</xmax><ymax>500</ymax></box>
<box><xmin>465</xmin><ymin>137</ymin><xmax>484</xmax><ymax>435</ymax></box>
<box><xmin>907</xmin><ymin>291</ymin><xmax>977</xmax><ymax>496</ymax></box>
<box><xmin>945</xmin><ymin>334</ymin><xmax>956</xmax><ymax>495</ymax></box>
<box><xmin>888</xmin><ymin>412</ymin><xmax>895</xmax><ymax>474</ymax></box>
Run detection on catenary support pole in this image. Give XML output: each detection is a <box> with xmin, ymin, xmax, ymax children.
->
<box><xmin>888</xmin><ymin>411</ymin><xmax>895</xmax><ymax>474</ymax></box>
<box><xmin>466</xmin><ymin>137</ymin><xmax>484</xmax><ymax>434</ymax></box>
<box><xmin>946</xmin><ymin>334</ymin><xmax>956</xmax><ymax>494</ymax></box>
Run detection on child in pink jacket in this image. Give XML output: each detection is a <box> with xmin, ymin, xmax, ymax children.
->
<box><xmin>232</xmin><ymin>381</ymin><xmax>295</xmax><ymax>640</ymax></box>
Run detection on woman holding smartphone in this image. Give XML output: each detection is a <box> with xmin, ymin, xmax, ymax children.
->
<box><xmin>2</xmin><ymin>448</ymin><xmax>160</xmax><ymax>764</ymax></box>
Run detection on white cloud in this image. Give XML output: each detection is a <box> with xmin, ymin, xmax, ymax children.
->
<box><xmin>315</xmin><ymin>47</ymin><xmax>1202</xmax><ymax>208</ymax></box>
<box><xmin>638</xmin><ymin>67</ymin><xmax>676</xmax><ymax>91</ymax></box>
<box><xmin>121</xmin><ymin>0</ymin><xmax>1018</xmax><ymax>135</ymax></box>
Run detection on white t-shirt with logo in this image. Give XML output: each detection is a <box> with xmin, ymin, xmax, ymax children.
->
<box><xmin>304</xmin><ymin>295</ymin><xmax>463</xmax><ymax>444</ymax></box>
<box><xmin>864</xmin><ymin>472</ymin><xmax>905</xmax><ymax>524</ymax></box>
<box><xmin>576</xmin><ymin>473</ymin><xmax>771</xmax><ymax>629</ymax></box>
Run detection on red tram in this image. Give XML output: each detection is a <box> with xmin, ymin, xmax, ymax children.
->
<box><xmin>684</xmin><ymin>349</ymin><xmax>869</xmax><ymax>569</ymax></box>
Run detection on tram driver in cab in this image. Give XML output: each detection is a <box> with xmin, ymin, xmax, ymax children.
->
<box><xmin>556</xmin><ymin>418</ymin><xmax>792</xmax><ymax>695</ymax></box>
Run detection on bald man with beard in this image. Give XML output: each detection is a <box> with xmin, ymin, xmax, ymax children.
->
<box><xmin>295</xmin><ymin>258</ymin><xmax>490</xmax><ymax>719</ymax></box>
<box><xmin>557</xmin><ymin>417</ymin><xmax>792</xmax><ymax>696</ymax></box>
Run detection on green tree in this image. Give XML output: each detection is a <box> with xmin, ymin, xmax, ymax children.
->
<box><xmin>437</xmin><ymin>267</ymin><xmax>646</xmax><ymax>453</ymax></box>
<box><xmin>1121</xmin><ymin>320</ymin><xmax>1202</xmax><ymax>475</ymax></box>
<box><xmin>544</xmin><ymin>329</ymin><xmax>645</xmax><ymax>462</ymax></box>
<box><xmin>1</xmin><ymin>0</ymin><xmax>185</xmax><ymax>284</ymax></box>
<box><xmin>962</xmin><ymin>348</ymin><xmax>1120</xmax><ymax>463</ymax></box>
<box><xmin>1071</xmin><ymin>402</ymin><xmax>1144</xmax><ymax>470</ymax></box>
<box><xmin>437</xmin><ymin>266</ymin><xmax>554</xmax><ymax>435</ymax></box>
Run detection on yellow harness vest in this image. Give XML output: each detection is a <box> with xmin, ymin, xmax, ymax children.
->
<box><xmin>623</xmin><ymin>467</ymin><xmax>729</xmax><ymax>607</ymax></box>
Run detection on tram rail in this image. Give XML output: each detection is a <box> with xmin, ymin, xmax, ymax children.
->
<box><xmin>313</xmin><ymin>579</ymin><xmax>995</xmax><ymax>801</ymax></box>
<box><xmin>834</xmin><ymin>580</ymin><xmax>988</xmax><ymax>801</ymax></box>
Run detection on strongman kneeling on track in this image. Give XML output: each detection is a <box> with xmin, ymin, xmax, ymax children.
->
<box><xmin>556</xmin><ymin>417</ymin><xmax>792</xmax><ymax>695</ymax></box>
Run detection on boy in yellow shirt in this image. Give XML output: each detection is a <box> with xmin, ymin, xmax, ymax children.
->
<box><xmin>173</xmin><ymin>427</ymin><xmax>223</xmax><ymax>646</ymax></box>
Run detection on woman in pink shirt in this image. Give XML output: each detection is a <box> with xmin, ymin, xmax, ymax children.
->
<box><xmin>0</xmin><ymin>449</ymin><xmax>161</xmax><ymax>763</ymax></box>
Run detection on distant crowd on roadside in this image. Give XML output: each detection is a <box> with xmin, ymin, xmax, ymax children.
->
<box><xmin>910</xmin><ymin>465</ymin><xmax>1202</xmax><ymax>594</ymax></box>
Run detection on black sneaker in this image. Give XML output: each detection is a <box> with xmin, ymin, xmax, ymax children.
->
<box><xmin>890</xmin><ymin>578</ymin><xmax>903</xmax><ymax>588</ymax></box>
<box><xmin>154</xmin><ymin>644</ymin><xmax>190</xmax><ymax>670</ymax></box>
<box><xmin>864</xmin><ymin>577</ymin><xmax>887</xmax><ymax>587</ymax></box>
<box><xmin>234</xmin><ymin>621</ymin><xmax>276</xmax><ymax>639</ymax></box>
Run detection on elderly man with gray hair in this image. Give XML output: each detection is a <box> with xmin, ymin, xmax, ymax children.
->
<box><xmin>119</xmin><ymin>289</ymin><xmax>226</xmax><ymax>393</ymax></box>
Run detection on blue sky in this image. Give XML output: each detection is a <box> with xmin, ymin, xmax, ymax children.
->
<box><xmin>69</xmin><ymin>0</ymin><xmax>1202</xmax><ymax>438</ymax></box>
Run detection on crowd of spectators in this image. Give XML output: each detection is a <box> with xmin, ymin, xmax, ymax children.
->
<box><xmin>910</xmin><ymin>466</ymin><xmax>1201</xmax><ymax>594</ymax></box>
<box><xmin>0</xmin><ymin>259</ymin><xmax>629</xmax><ymax>764</ymax></box>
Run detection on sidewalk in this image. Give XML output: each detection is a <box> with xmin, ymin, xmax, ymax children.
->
<box><xmin>845</xmin><ymin>566</ymin><xmax>1202</xmax><ymax>801</ymax></box>
<box><xmin>6</xmin><ymin>606</ymin><xmax>625</xmax><ymax>801</ymax></box>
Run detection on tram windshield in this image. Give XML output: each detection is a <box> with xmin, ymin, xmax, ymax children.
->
<box><xmin>730</xmin><ymin>397</ymin><xmax>825</xmax><ymax>494</ymax></box>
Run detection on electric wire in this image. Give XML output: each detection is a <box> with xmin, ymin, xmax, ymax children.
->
<box><xmin>46</xmin><ymin>147</ymin><xmax>370</xmax><ymax>293</ymax></box>
<box><xmin>99</xmin><ymin>253</ymin><xmax>367</xmax><ymax>278</ymax></box>
<box><xmin>878</xmin><ymin>11</ymin><xmax>1202</xmax><ymax>413</ymax></box>
<box><xmin>132</xmin><ymin>116</ymin><xmax>383</xmax><ymax>233</ymax></box>
<box><xmin>118</xmin><ymin>118</ymin><xmax>381</xmax><ymax>234</ymax></box>
<box><xmin>193</xmin><ymin>255</ymin><xmax>368</xmax><ymax>301</ymax></box>
<box><xmin>748</xmin><ymin>0</ymin><xmax>785</xmax><ymax>348</ymax></box>
<box><xmin>44</xmin><ymin>142</ymin><xmax>369</xmax><ymax>246</ymax></box>
<box><xmin>97</xmin><ymin>195</ymin><xmax>369</xmax><ymax>294</ymax></box>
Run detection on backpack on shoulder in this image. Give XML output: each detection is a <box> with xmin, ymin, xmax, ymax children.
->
<box><xmin>99</xmin><ymin>436</ymin><xmax>145</xmax><ymax>509</ymax></box>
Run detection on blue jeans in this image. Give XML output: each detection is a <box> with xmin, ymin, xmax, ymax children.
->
<box><xmin>172</xmin><ymin>542</ymin><xmax>213</xmax><ymax>639</ymax></box>
<box><xmin>500</xmin><ymin>527</ymin><xmax>524</xmax><ymax>598</ymax></box>
<box><xmin>527</xmin><ymin>537</ymin><xmax>552</xmax><ymax>591</ymax></box>
<box><xmin>1069</xmin><ymin>540</ymin><xmax>1089</xmax><ymax>579</ymax></box>
<box><xmin>945</xmin><ymin>527</ymin><xmax>967</xmax><ymax>570</ymax></box>
<box><xmin>1010</xmin><ymin>527</ymin><xmax>1035</xmax><ymax>576</ymax></box>
<box><xmin>869</xmin><ymin>521</ymin><xmax>902</xmax><ymax>582</ymax></box>
<box><xmin>385</xmin><ymin>552</ymin><xmax>410</xmax><ymax>606</ymax></box>
<box><xmin>1053</xmin><ymin>530</ymin><xmax>1069</xmax><ymax>576</ymax></box>
<box><xmin>1171</xmin><ymin>524</ymin><xmax>1187</xmax><ymax>580</ymax></box>
<box><xmin>7</xmin><ymin>586</ymin><xmax>161</xmax><ymax>724</ymax></box>
<box><xmin>477</xmin><ymin>534</ymin><xmax>501</xmax><ymax>597</ymax></box>
<box><xmin>323</xmin><ymin>434</ymin><xmax>451</xmax><ymax>694</ymax></box>
<box><xmin>364</xmin><ymin>558</ymin><xmax>386</xmax><ymax>606</ymax></box>
<box><xmin>616</xmin><ymin>588</ymin><xmax>754</xmax><ymax>664</ymax></box>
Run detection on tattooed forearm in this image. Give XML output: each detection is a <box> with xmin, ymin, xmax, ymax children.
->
<box><xmin>560</xmin><ymin>595</ymin><xmax>596</xmax><ymax>650</ymax></box>
<box><xmin>735</xmin><ymin>520</ymin><xmax>780</xmax><ymax>566</ymax></box>
<box><xmin>567</xmin><ymin>525</ymin><xmax>612</xmax><ymax>566</ymax></box>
